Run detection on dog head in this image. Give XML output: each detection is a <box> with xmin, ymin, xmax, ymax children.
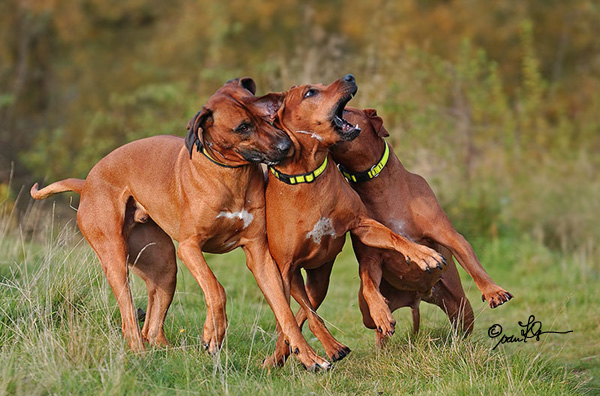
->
<box><xmin>185</xmin><ymin>77</ymin><xmax>291</xmax><ymax>166</ymax></box>
<box><xmin>331</xmin><ymin>107</ymin><xmax>390</xmax><ymax>170</ymax></box>
<box><xmin>276</xmin><ymin>74</ymin><xmax>360</xmax><ymax>149</ymax></box>
<box><xmin>342</xmin><ymin>107</ymin><xmax>389</xmax><ymax>139</ymax></box>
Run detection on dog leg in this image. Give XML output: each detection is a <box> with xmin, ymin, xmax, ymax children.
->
<box><xmin>78</xmin><ymin>196</ymin><xmax>144</xmax><ymax>351</ymax></box>
<box><xmin>242</xmin><ymin>244</ymin><xmax>331</xmax><ymax>371</ymax></box>
<box><xmin>128</xmin><ymin>221</ymin><xmax>177</xmax><ymax>346</ymax></box>
<box><xmin>422</xmin><ymin>246</ymin><xmax>474</xmax><ymax>333</ymax></box>
<box><xmin>177</xmin><ymin>239</ymin><xmax>227</xmax><ymax>354</ymax></box>
<box><xmin>262</xmin><ymin>263</ymin><xmax>295</xmax><ymax>368</ymax></box>
<box><xmin>371</xmin><ymin>280</ymin><xmax>422</xmax><ymax>346</ymax></box>
<box><xmin>355</xmin><ymin>251</ymin><xmax>396</xmax><ymax>338</ymax></box>
<box><xmin>351</xmin><ymin>217</ymin><xmax>444</xmax><ymax>272</ymax></box>
<box><xmin>411</xmin><ymin>303</ymin><xmax>421</xmax><ymax>335</ymax></box>
<box><xmin>267</xmin><ymin>266</ymin><xmax>349</xmax><ymax>365</ymax></box>
<box><xmin>430</xmin><ymin>228</ymin><xmax>512</xmax><ymax>308</ymax></box>
<box><xmin>294</xmin><ymin>262</ymin><xmax>351</xmax><ymax>362</ymax></box>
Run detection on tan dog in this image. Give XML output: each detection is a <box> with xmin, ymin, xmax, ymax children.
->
<box><xmin>332</xmin><ymin>107</ymin><xmax>513</xmax><ymax>345</ymax></box>
<box><xmin>31</xmin><ymin>78</ymin><xmax>331</xmax><ymax>370</ymax></box>
<box><xmin>262</xmin><ymin>75</ymin><xmax>446</xmax><ymax>367</ymax></box>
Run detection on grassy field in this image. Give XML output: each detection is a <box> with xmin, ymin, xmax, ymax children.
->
<box><xmin>0</xmin><ymin>208</ymin><xmax>598</xmax><ymax>395</ymax></box>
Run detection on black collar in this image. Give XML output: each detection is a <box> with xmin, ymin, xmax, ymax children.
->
<box><xmin>195</xmin><ymin>138</ymin><xmax>244</xmax><ymax>169</ymax></box>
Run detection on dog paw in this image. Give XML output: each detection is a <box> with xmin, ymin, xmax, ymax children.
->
<box><xmin>302</xmin><ymin>354</ymin><xmax>332</xmax><ymax>372</ymax></box>
<box><xmin>324</xmin><ymin>340</ymin><xmax>351</xmax><ymax>363</ymax></box>
<box><xmin>406</xmin><ymin>244</ymin><xmax>446</xmax><ymax>272</ymax></box>
<box><xmin>202</xmin><ymin>312</ymin><xmax>227</xmax><ymax>355</ymax></box>
<box><xmin>375</xmin><ymin>330</ymin><xmax>391</xmax><ymax>348</ymax></box>
<box><xmin>482</xmin><ymin>288</ymin><xmax>513</xmax><ymax>308</ymax></box>
<box><xmin>261</xmin><ymin>352</ymin><xmax>287</xmax><ymax>368</ymax></box>
<box><xmin>201</xmin><ymin>337</ymin><xmax>222</xmax><ymax>355</ymax></box>
<box><xmin>330</xmin><ymin>345</ymin><xmax>351</xmax><ymax>362</ymax></box>
<box><xmin>370</xmin><ymin>304</ymin><xmax>396</xmax><ymax>337</ymax></box>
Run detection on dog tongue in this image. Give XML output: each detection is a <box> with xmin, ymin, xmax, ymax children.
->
<box><xmin>334</xmin><ymin>115</ymin><xmax>359</xmax><ymax>133</ymax></box>
<box><xmin>334</xmin><ymin>115</ymin><xmax>345</xmax><ymax>128</ymax></box>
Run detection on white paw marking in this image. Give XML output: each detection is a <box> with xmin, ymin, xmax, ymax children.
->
<box><xmin>306</xmin><ymin>217</ymin><xmax>336</xmax><ymax>244</ymax></box>
<box><xmin>216</xmin><ymin>210</ymin><xmax>254</xmax><ymax>228</ymax></box>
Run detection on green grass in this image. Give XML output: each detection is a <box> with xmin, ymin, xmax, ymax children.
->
<box><xmin>0</xmin><ymin>216</ymin><xmax>597</xmax><ymax>395</ymax></box>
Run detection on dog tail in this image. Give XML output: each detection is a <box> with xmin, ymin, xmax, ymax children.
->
<box><xmin>30</xmin><ymin>178</ymin><xmax>85</xmax><ymax>200</ymax></box>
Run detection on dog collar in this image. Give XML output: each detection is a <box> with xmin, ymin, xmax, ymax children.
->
<box><xmin>338</xmin><ymin>141</ymin><xmax>390</xmax><ymax>183</ymax></box>
<box><xmin>196</xmin><ymin>138</ymin><xmax>244</xmax><ymax>169</ymax></box>
<box><xmin>269</xmin><ymin>156</ymin><xmax>328</xmax><ymax>185</ymax></box>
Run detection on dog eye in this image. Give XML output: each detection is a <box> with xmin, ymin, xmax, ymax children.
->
<box><xmin>235</xmin><ymin>122</ymin><xmax>251</xmax><ymax>134</ymax></box>
<box><xmin>304</xmin><ymin>89</ymin><xmax>318</xmax><ymax>98</ymax></box>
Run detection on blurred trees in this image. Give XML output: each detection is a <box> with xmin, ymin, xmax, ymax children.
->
<box><xmin>1</xmin><ymin>0</ymin><xmax>599</xmax><ymax>249</ymax></box>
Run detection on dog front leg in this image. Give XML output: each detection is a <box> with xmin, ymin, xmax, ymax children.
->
<box><xmin>291</xmin><ymin>262</ymin><xmax>351</xmax><ymax>362</ymax></box>
<box><xmin>353</xmin><ymin>243</ymin><xmax>396</xmax><ymax>338</ymax></box>
<box><xmin>243</xmin><ymin>244</ymin><xmax>331</xmax><ymax>371</ymax></box>
<box><xmin>177</xmin><ymin>239</ymin><xmax>227</xmax><ymax>354</ymax></box>
<box><xmin>351</xmin><ymin>216</ymin><xmax>445</xmax><ymax>272</ymax></box>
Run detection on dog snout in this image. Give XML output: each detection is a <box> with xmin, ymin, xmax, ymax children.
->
<box><xmin>274</xmin><ymin>136</ymin><xmax>292</xmax><ymax>155</ymax></box>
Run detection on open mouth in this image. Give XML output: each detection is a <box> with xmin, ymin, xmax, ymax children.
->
<box><xmin>331</xmin><ymin>90</ymin><xmax>361</xmax><ymax>140</ymax></box>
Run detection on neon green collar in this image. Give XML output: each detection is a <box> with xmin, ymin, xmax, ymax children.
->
<box><xmin>338</xmin><ymin>142</ymin><xmax>390</xmax><ymax>183</ymax></box>
<box><xmin>269</xmin><ymin>156</ymin><xmax>328</xmax><ymax>185</ymax></box>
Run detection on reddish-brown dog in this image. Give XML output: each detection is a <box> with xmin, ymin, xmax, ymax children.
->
<box><xmin>332</xmin><ymin>107</ymin><xmax>513</xmax><ymax>344</ymax></box>
<box><xmin>263</xmin><ymin>75</ymin><xmax>446</xmax><ymax>366</ymax></box>
<box><xmin>31</xmin><ymin>78</ymin><xmax>331</xmax><ymax>370</ymax></box>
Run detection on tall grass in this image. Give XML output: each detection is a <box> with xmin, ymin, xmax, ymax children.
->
<box><xmin>0</xmin><ymin>199</ymin><xmax>596</xmax><ymax>395</ymax></box>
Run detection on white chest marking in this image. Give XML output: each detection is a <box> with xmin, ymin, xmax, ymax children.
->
<box><xmin>392</xmin><ymin>220</ymin><xmax>413</xmax><ymax>241</ymax></box>
<box><xmin>307</xmin><ymin>217</ymin><xmax>336</xmax><ymax>244</ymax></box>
<box><xmin>216</xmin><ymin>210</ymin><xmax>254</xmax><ymax>229</ymax></box>
<box><xmin>296</xmin><ymin>130</ymin><xmax>324</xmax><ymax>142</ymax></box>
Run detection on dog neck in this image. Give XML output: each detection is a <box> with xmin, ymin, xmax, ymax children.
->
<box><xmin>337</xmin><ymin>139</ymin><xmax>390</xmax><ymax>183</ymax></box>
<box><xmin>275</xmin><ymin>129</ymin><xmax>330</xmax><ymax>176</ymax></box>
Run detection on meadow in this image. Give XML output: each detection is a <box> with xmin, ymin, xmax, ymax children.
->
<box><xmin>0</xmin><ymin>199</ymin><xmax>597</xmax><ymax>395</ymax></box>
<box><xmin>1</xmin><ymin>2</ymin><xmax>599</xmax><ymax>394</ymax></box>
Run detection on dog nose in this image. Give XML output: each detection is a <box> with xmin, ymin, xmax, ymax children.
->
<box><xmin>275</xmin><ymin>137</ymin><xmax>292</xmax><ymax>154</ymax></box>
<box><xmin>343</xmin><ymin>74</ymin><xmax>355</xmax><ymax>84</ymax></box>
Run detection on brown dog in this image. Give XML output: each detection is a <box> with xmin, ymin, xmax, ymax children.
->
<box><xmin>31</xmin><ymin>78</ymin><xmax>331</xmax><ymax>370</ymax></box>
<box><xmin>262</xmin><ymin>75</ymin><xmax>446</xmax><ymax>366</ymax></box>
<box><xmin>332</xmin><ymin>107</ymin><xmax>513</xmax><ymax>345</ymax></box>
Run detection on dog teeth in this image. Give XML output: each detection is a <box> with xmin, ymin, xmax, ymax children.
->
<box><xmin>355</xmin><ymin>124</ymin><xmax>359</xmax><ymax>129</ymax></box>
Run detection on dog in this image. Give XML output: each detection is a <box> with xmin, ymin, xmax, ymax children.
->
<box><xmin>262</xmin><ymin>75</ymin><xmax>446</xmax><ymax>366</ymax></box>
<box><xmin>31</xmin><ymin>78</ymin><xmax>331</xmax><ymax>370</ymax></box>
<box><xmin>332</xmin><ymin>107</ymin><xmax>513</xmax><ymax>345</ymax></box>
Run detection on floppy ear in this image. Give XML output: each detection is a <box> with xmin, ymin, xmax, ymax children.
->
<box><xmin>185</xmin><ymin>108</ymin><xmax>211</xmax><ymax>158</ymax></box>
<box><xmin>364</xmin><ymin>108</ymin><xmax>389</xmax><ymax>137</ymax></box>
<box><xmin>238</xmin><ymin>77</ymin><xmax>257</xmax><ymax>95</ymax></box>
<box><xmin>252</xmin><ymin>92</ymin><xmax>285</xmax><ymax>123</ymax></box>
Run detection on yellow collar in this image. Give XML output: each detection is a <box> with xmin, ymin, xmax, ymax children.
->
<box><xmin>269</xmin><ymin>156</ymin><xmax>328</xmax><ymax>185</ymax></box>
<box><xmin>338</xmin><ymin>142</ymin><xmax>390</xmax><ymax>183</ymax></box>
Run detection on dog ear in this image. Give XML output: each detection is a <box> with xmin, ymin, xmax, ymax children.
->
<box><xmin>238</xmin><ymin>77</ymin><xmax>257</xmax><ymax>95</ymax></box>
<box><xmin>185</xmin><ymin>108</ymin><xmax>211</xmax><ymax>158</ymax></box>
<box><xmin>252</xmin><ymin>92</ymin><xmax>285</xmax><ymax>123</ymax></box>
<box><xmin>225</xmin><ymin>77</ymin><xmax>257</xmax><ymax>95</ymax></box>
<box><xmin>364</xmin><ymin>108</ymin><xmax>389</xmax><ymax>138</ymax></box>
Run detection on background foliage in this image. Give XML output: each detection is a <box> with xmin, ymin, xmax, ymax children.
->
<box><xmin>1</xmin><ymin>0</ymin><xmax>599</xmax><ymax>251</ymax></box>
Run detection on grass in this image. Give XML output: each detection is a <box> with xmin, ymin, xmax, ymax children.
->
<box><xmin>0</xmin><ymin>208</ymin><xmax>598</xmax><ymax>395</ymax></box>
